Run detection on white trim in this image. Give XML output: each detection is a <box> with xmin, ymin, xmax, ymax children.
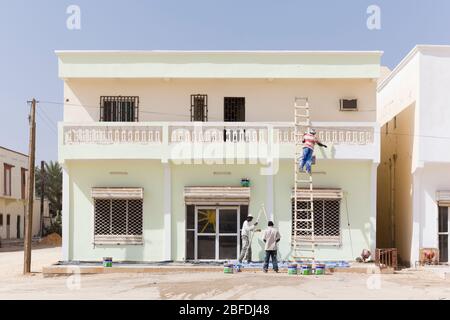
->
<box><xmin>163</xmin><ymin>163</ymin><xmax>172</xmax><ymax>261</ymax></box>
<box><xmin>91</xmin><ymin>187</ymin><xmax>144</xmax><ymax>199</ymax></box>
<box><xmin>62</xmin><ymin>165</ymin><xmax>70</xmax><ymax>261</ymax></box>
<box><xmin>55</xmin><ymin>50</ymin><xmax>384</xmax><ymax>56</ymax></box>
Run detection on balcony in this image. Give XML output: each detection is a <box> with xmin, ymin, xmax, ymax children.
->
<box><xmin>59</xmin><ymin>122</ymin><xmax>379</xmax><ymax>163</ymax></box>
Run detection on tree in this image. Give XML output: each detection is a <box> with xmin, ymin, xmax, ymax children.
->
<box><xmin>35</xmin><ymin>161</ymin><xmax>62</xmax><ymax>217</ymax></box>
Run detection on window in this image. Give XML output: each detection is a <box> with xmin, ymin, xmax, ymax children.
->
<box><xmin>94</xmin><ymin>199</ymin><xmax>143</xmax><ymax>245</ymax></box>
<box><xmin>100</xmin><ymin>96</ymin><xmax>139</xmax><ymax>122</ymax></box>
<box><xmin>191</xmin><ymin>95</ymin><xmax>208</xmax><ymax>122</ymax></box>
<box><xmin>21</xmin><ymin>168</ymin><xmax>27</xmax><ymax>200</ymax></box>
<box><xmin>339</xmin><ymin>99</ymin><xmax>358</xmax><ymax>111</ymax></box>
<box><xmin>6</xmin><ymin>214</ymin><xmax>10</xmax><ymax>226</ymax></box>
<box><xmin>224</xmin><ymin>97</ymin><xmax>245</xmax><ymax>122</ymax></box>
<box><xmin>292</xmin><ymin>199</ymin><xmax>341</xmax><ymax>244</ymax></box>
<box><xmin>0</xmin><ymin>214</ymin><xmax>3</xmax><ymax>226</ymax></box>
<box><xmin>3</xmin><ymin>164</ymin><xmax>13</xmax><ymax>196</ymax></box>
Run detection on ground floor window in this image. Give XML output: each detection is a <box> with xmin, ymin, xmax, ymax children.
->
<box><xmin>94</xmin><ymin>199</ymin><xmax>143</xmax><ymax>245</ymax></box>
<box><xmin>292</xmin><ymin>199</ymin><xmax>341</xmax><ymax>244</ymax></box>
<box><xmin>186</xmin><ymin>205</ymin><xmax>248</xmax><ymax>260</ymax></box>
<box><xmin>438</xmin><ymin>206</ymin><xmax>449</xmax><ymax>263</ymax></box>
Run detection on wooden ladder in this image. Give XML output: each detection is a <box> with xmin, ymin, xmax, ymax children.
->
<box><xmin>292</xmin><ymin>98</ymin><xmax>316</xmax><ymax>263</ymax></box>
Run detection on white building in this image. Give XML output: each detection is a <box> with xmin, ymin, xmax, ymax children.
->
<box><xmin>0</xmin><ymin>146</ymin><xmax>49</xmax><ymax>241</ymax></box>
<box><xmin>377</xmin><ymin>45</ymin><xmax>450</xmax><ymax>266</ymax></box>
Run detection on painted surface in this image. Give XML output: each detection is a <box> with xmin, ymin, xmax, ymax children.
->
<box><xmin>63</xmin><ymin>78</ymin><xmax>377</xmax><ymax>123</ymax></box>
<box><xmin>377</xmin><ymin>45</ymin><xmax>450</xmax><ymax>266</ymax></box>
<box><xmin>0</xmin><ymin>147</ymin><xmax>49</xmax><ymax>239</ymax></box>
<box><xmin>66</xmin><ymin>159</ymin><xmax>375</xmax><ymax>262</ymax></box>
<box><xmin>57</xmin><ymin>51</ymin><xmax>382</xmax><ymax>79</ymax></box>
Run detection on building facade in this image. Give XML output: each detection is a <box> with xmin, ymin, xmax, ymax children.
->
<box><xmin>0</xmin><ymin>147</ymin><xmax>48</xmax><ymax>241</ymax></box>
<box><xmin>57</xmin><ymin>50</ymin><xmax>382</xmax><ymax>262</ymax></box>
<box><xmin>377</xmin><ymin>45</ymin><xmax>450</xmax><ymax>266</ymax></box>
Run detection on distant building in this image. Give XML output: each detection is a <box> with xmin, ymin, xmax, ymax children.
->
<box><xmin>377</xmin><ymin>45</ymin><xmax>450</xmax><ymax>266</ymax></box>
<box><xmin>0</xmin><ymin>146</ymin><xmax>49</xmax><ymax>240</ymax></box>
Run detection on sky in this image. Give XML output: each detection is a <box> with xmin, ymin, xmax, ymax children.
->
<box><xmin>0</xmin><ymin>0</ymin><xmax>449</xmax><ymax>162</ymax></box>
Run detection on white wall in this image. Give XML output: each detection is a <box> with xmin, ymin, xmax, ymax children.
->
<box><xmin>63</xmin><ymin>78</ymin><xmax>377</xmax><ymax>123</ymax></box>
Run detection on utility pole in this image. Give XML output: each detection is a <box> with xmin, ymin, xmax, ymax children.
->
<box><xmin>24</xmin><ymin>98</ymin><xmax>37</xmax><ymax>274</ymax></box>
<box><xmin>39</xmin><ymin>160</ymin><xmax>45</xmax><ymax>238</ymax></box>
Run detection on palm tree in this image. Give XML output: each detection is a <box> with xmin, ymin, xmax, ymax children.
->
<box><xmin>35</xmin><ymin>161</ymin><xmax>62</xmax><ymax>217</ymax></box>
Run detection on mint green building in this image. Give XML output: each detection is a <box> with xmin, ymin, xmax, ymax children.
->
<box><xmin>57</xmin><ymin>50</ymin><xmax>381</xmax><ymax>262</ymax></box>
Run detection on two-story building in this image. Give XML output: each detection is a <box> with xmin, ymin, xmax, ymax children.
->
<box><xmin>0</xmin><ymin>146</ymin><xmax>48</xmax><ymax>241</ymax></box>
<box><xmin>377</xmin><ymin>45</ymin><xmax>450</xmax><ymax>267</ymax></box>
<box><xmin>57</xmin><ymin>50</ymin><xmax>382</xmax><ymax>263</ymax></box>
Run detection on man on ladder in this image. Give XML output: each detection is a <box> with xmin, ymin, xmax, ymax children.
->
<box><xmin>298</xmin><ymin>128</ymin><xmax>328</xmax><ymax>174</ymax></box>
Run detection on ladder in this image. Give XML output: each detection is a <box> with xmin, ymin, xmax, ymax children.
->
<box><xmin>292</xmin><ymin>97</ymin><xmax>316</xmax><ymax>263</ymax></box>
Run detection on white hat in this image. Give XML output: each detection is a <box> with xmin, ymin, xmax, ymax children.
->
<box><xmin>247</xmin><ymin>214</ymin><xmax>253</xmax><ymax>218</ymax></box>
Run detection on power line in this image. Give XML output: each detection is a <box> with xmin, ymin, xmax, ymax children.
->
<box><xmin>37</xmin><ymin>99</ymin><xmax>450</xmax><ymax>142</ymax></box>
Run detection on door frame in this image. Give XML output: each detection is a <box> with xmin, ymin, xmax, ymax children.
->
<box><xmin>438</xmin><ymin>206</ymin><xmax>449</xmax><ymax>263</ymax></box>
<box><xmin>194</xmin><ymin>206</ymin><xmax>241</xmax><ymax>261</ymax></box>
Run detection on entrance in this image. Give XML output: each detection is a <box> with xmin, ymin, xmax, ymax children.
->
<box><xmin>438</xmin><ymin>206</ymin><xmax>449</xmax><ymax>263</ymax></box>
<box><xmin>195</xmin><ymin>207</ymin><xmax>240</xmax><ymax>260</ymax></box>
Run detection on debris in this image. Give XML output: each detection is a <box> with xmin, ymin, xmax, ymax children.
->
<box><xmin>39</xmin><ymin>233</ymin><xmax>62</xmax><ymax>246</ymax></box>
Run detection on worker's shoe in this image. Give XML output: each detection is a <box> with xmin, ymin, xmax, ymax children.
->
<box><xmin>263</xmin><ymin>269</ymin><xmax>268</xmax><ymax>273</ymax></box>
<box><xmin>274</xmin><ymin>270</ymin><xmax>279</xmax><ymax>273</ymax></box>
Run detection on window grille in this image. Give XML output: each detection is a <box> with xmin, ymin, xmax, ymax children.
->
<box><xmin>292</xmin><ymin>199</ymin><xmax>341</xmax><ymax>244</ymax></box>
<box><xmin>100</xmin><ymin>96</ymin><xmax>139</xmax><ymax>122</ymax></box>
<box><xmin>191</xmin><ymin>95</ymin><xmax>208</xmax><ymax>122</ymax></box>
<box><xmin>224</xmin><ymin>97</ymin><xmax>245</xmax><ymax>122</ymax></box>
<box><xmin>94</xmin><ymin>199</ymin><xmax>143</xmax><ymax>245</ymax></box>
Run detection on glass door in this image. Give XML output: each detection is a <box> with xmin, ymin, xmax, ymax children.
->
<box><xmin>195</xmin><ymin>207</ymin><xmax>240</xmax><ymax>260</ymax></box>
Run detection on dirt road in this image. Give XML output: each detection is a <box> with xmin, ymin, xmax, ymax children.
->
<box><xmin>0</xmin><ymin>247</ymin><xmax>449</xmax><ymax>300</ymax></box>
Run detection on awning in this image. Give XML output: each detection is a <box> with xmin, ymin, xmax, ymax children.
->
<box><xmin>184</xmin><ymin>186</ymin><xmax>250</xmax><ymax>205</ymax></box>
<box><xmin>437</xmin><ymin>191</ymin><xmax>450</xmax><ymax>207</ymax></box>
<box><xmin>91</xmin><ymin>187</ymin><xmax>144</xmax><ymax>200</ymax></box>
<box><xmin>291</xmin><ymin>188</ymin><xmax>343</xmax><ymax>200</ymax></box>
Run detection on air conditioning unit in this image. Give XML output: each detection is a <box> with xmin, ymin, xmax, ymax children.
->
<box><xmin>340</xmin><ymin>99</ymin><xmax>358</xmax><ymax>111</ymax></box>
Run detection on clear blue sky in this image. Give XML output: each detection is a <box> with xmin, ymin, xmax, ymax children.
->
<box><xmin>0</xmin><ymin>0</ymin><xmax>449</xmax><ymax>162</ymax></box>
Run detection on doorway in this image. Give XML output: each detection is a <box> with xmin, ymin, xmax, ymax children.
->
<box><xmin>194</xmin><ymin>207</ymin><xmax>240</xmax><ymax>260</ymax></box>
<box><xmin>16</xmin><ymin>215</ymin><xmax>21</xmax><ymax>239</ymax></box>
<box><xmin>438</xmin><ymin>206</ymin><xmax>449</xmax><ymax>263</ymax></box>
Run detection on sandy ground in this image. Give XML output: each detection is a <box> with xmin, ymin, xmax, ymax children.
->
<box><xmin>0</xmin><ymin>246</ymin><xmax>449</xmax><ymax>300</ymax></box>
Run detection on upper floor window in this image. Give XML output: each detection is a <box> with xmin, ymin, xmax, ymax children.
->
<box><xmin>190</xmin><ymin>94</ymin><xmax>208</xmax><ymax>122</ymax></box>
<box><xmin>100</xmin><ymin>96</ymin><xmax>139</xmax><ymax>122</ymax></box>
<box><xmin>21</xmin><ymin>168</ymin><xmax>27</xmax><ymax>200</ymax></box>
<box><xmin>224</xmin><ymin>97</ymin><xmax>245</xmax><ymax>122</ymax></box>
<box><xmin>3</xmin><ymin>164</ymin><xmax>13</xmax><ymax>197</ymax></box>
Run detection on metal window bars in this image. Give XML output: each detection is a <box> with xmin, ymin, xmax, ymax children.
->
<box><xmin>100</xmin><ymin>96</ymin><xmax>139</xmax><ymax>122</ymax></box>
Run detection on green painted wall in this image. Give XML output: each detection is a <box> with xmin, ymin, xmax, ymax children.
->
<box><xmin>67</xmin><ymin>159</ymin><xmax>374</xmax><ymax>262</ymax></box>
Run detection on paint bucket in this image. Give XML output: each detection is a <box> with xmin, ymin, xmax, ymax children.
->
<box><xmin>300</xmin><ymin>264</ymin><xmax>312</xmax><ymax>275</ymax></box>
<box><xmin>288</xmin><ymin>264</ymin><xmax>298</xmax><ymax>275</ymax></box>
<box><xmin>314</xmin><ymin>264</ymin><xmax>326</xmax><ymax>275</ymax></box>
<box><xmin>234</xmin><ymin>264</ymin><xmax>242</xmax><ymax>273</ymax></box>
<box><xmin>224</xmin><ymin>263</ymin><xmax>234</xmax><ymax>274</ymax></box>
<box><xmin>103</xmin><ymin>257</ymin><xmax>113</xmax><ymax>268</ymax></box>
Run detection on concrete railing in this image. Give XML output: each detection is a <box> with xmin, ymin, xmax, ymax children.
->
<box><xmin>61</xmin><ymin>122</ymin><xmax>375</xmax><ymax>146</ymax></box>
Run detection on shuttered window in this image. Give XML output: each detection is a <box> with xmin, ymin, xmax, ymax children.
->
<box><xmin>94</xmin><ymin>199</ymin><xmax>143</xmax><ymax>245</ymax></box>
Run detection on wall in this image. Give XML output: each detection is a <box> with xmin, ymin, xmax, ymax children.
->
<box><xmin>67</xmin><ymin>158</ymin><xmax>375</xmax><ymax>262</ymax></box>
<box><xmin>63</xmin><ymin>78</ymin><xmax>377</xmax><ymax>123</ymax></box>
<box><xmin>67</xmin><ymin>160</ymin><xmax>165</xmax><ymax>261</ymax></box>
<box><xmin>377</xmin><ymin>104</ymin><xmax>415</xmax><ymax>265</ymax></box>
<box><xmin>418</xmin><ymin>50</ymin><xmax>450</xmax><ymax>164</ymax></box>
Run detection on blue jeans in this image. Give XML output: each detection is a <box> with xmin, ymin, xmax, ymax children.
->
<box><xmin>299</xmin><ymin>147</ymin><xmax>313</xmax><ymax>173</ymax></box>
<box><xmin>263</xmin><ymin>250</ymin><xmax>279</xmax><ymax>272</ymax></box>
